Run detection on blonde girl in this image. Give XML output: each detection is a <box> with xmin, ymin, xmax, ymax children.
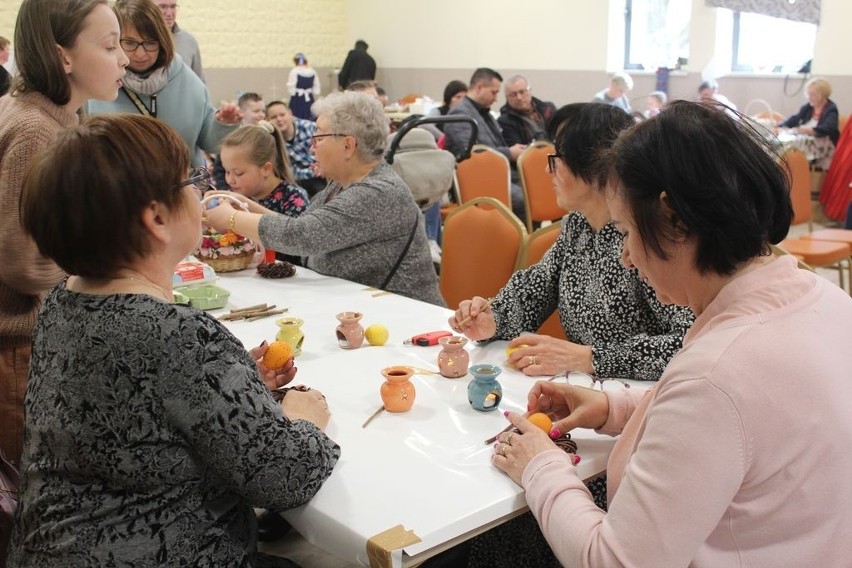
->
<box><xmin>219</xmin><ymin>121</ymin><xmax>308</xmax><ymax>218</ymax></box>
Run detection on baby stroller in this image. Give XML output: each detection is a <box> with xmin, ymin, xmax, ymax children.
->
<box><xmin>385</xmin><ymin>115</ymin><xmax>478</xmax><ymax>263</ymax></box>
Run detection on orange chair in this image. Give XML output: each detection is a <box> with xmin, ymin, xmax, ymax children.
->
<box><xmin>519</xmin><ymin>222</ymin><xmax>567</xmax><ymax>340</ymax></box>
<box><xmin>517</xmin><ymin>141</ymin><xmax>562</xmax><ymax>233</ymax></box>
<box><xmin>519</xmin><ymin>221</ymin><xmax>561</xmax><ymax>269</ymax></box>
<box><xmin>778</xmin><ymin>150</ymin><xmax>851</xmax><ymax>291</ymax></box>
<box><xmin>439</xmin><ymin>197</ymin><xmax>527</xmax><ymax>309</ymax></box>
<box><xmin>454</xmin><ymin>145</ymin><xmax>512</xmax><ymax>208</ymax></box>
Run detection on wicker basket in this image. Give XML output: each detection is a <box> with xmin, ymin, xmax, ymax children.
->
<box><xmin>199</xmin><ymin>250</ymin><xmax>255</xmax><ymax>273</ymax></box>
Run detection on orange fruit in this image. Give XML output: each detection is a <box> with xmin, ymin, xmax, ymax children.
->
<box><xmin>263</xmin><ymin>340</ymin><xmax>292</xmax><ymax>370</ymax></box>
<box><xmin>527</xmin><ymin>412</ymin><xmax>553</xmax><ymax>433</ymax></box>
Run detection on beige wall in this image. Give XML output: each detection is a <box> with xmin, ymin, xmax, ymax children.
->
<box><xmin>1</xmin><ymin>0</ymin><xmax>850</xmax><ymax>115</ymax></box>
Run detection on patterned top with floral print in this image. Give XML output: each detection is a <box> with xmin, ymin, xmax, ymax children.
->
<box><xmin>9</xmin><ymin>283</ymin><xmax>340</xmax><ymax>567</ymax></box>
<box><xmin>258</xmin><ymin>181</ymin><xmax>309</xmax><ymax>217</ymax></box>
<box><xmin>491</xmin><ymin>212</ymin><xmax>695</xmax><ymax>381</ymax></box>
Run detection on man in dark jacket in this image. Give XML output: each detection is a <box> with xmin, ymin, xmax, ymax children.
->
<box><xmin>338</xmin><ymin>40</ymin><xmax>376</xmax><ymax>90</ymax></box>
<box><xmin>444</xmin><ymin>68</ymin><xmax>528</xmax><ymax>219</ymax></box>
<box><xmin>498</xmin><ymin>75</ymin><xmax>557</xmax><ymax>146</ymax></box>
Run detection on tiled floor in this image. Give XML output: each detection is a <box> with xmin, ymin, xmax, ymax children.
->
<box><xmin>261</xmin><ymin>206</ymin><xmax>848</xmax><ymax>568</ymax></box>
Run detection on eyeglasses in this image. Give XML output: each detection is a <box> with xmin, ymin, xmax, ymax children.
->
<box><xmin>176</xmin><ymin>167</ymin><xmax>214</xmax><ymax>199</ymax></box>
<box><xmin>310</xmin><ymin>133</ymin><xmax>350</xmax><ymax>145</ymax></box>
<box><xmin>120</xmin><ymin>38</ymin><xmax>160</xmax><ymax>53</ymax></box>
<box><xmin>547</xmin><ymin>153</ymin><xmax>563</xmax><ymax>174</ymax></box>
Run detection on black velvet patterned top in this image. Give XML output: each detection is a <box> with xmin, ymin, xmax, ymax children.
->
<box><xmin>8</xmin><ymin>284</ymin><xmax>339</xmax><ymax>567</ymax></box>
<box><xmin>491</xmin><ymin>213</ymin><xmax>695</xmax><ymax>381</ymax></box>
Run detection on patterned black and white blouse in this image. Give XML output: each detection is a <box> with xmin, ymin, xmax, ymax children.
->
<box><xmin>8</xmin><ymin>284</ymin><xmax>340</xmax><ymax>567</ymax></box>
<box><xmin>491</xmin><ymin>212</ymin><xmax>695</xmax><ymax>381</ymax></box>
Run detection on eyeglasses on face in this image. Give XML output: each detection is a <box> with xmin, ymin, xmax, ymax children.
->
<box><xmin>120</xmin><ymin>38</ymin><xmax>160</xmax><ymax>53</ymax></box>
<box><xmin>176</xmin><ymin>167</ymin><xmax>214</xmax><ymax>199</ymax></box>
<box><xmin>310</xmin><ymin>133</ymin><xmax>350</xmax><ymax>145</ymax></box>
<box><xmin>547</xmin><ymin>153</ymin><xmax>564</xmax><ymax>174</ymax></box>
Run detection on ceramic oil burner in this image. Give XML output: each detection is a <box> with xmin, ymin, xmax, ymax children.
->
<box><xmin>275</xmin><ymin>317</ymin><xmax>304</xmax><ymax>356</ymax></box>
<box><xmin>468</xmin><ymin>364</ymin><xmax>503</xmax><ymax>412</ymax></box>
<box><xmin>437</xmin><ymin>335</ymin><xmax>469</xmax><ymax>378</ymax></box>
<box><xmin>335</xmin><ymin>311</ymin><xmax>365</xmax><ymax>349</ymax></box>
<box><xmin>380</xmin><ymin>366</ymin><xmax>416</xmax><ymax>413</ymax></box>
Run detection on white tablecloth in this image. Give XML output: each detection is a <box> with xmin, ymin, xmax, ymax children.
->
<box><xmin>211</xmin><ymin>267</ymin><xmax>638</xmax><ymax>567</ymax></box>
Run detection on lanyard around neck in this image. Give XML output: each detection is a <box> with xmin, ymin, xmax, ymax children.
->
<box><xmin>122</xmin><ymin>87</ymin><xmax>157</xmax><ymax>118</ymax></box>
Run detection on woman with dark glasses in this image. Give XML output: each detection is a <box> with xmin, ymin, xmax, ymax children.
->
<box><xmin>86</xmin><ymin>0</ymin><xmax>240</xmax><ymax>166</ymax></box>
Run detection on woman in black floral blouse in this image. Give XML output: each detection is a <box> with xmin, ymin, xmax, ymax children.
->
<box><xmin>451</xmin><ymin>103</ymin><xmax>694</xmax><ymax>382</ymax></box>
<box><xmin>434</xmin><ymin>104</ymin><xmax>694</xmax><ymax>568</ymax></box>
<box><xmin>8</xmin><ymin>114</ymin><xmax>339</xmax><ymax>568</ymax></box>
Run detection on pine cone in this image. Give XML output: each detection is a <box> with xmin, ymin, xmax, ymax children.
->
<box><xmin>256</xmin><ymin>261</ymin><xmax>296</xmax><ymax>279</ymax></box>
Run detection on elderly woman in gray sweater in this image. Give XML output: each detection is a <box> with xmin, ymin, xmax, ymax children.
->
<box><xmin>206</xmin><ymin>91</ymin><xmax>444</xmax><ymax>306</ymax></box>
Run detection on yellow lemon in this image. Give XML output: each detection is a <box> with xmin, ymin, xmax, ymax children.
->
<box><xmin>365</xmin><ymin>324</ymin><xmax>389</xmax><ymax>346</ymax></box>
<box><xmin>505</xmin><ymin>344</ymin><xmax>530</xmax><ymax>359</ymax></box>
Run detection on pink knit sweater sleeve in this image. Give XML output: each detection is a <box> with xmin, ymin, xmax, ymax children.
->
<box><xmin>523</xmin><ymin>377</ymin><xmax>746</xmax><ymax>568</ymax></box>
<box><xmin>595</xmin><ymin>387</ymin><xmax>648</xmax><ymax>436</ymax></box>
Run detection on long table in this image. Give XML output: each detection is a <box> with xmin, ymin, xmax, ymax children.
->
<box><xmin>211</xmin><ymin>267</ymin><xmax>641</xmax><ymax>567</ymax></box>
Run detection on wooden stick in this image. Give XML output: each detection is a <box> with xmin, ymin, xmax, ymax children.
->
<box><xmin>245</xmin><ymin>308</ymin><xmax>288</xmax><ymax>322</ymax></box>
<box><xmin>457</xmin><ymin>297</ymin><xmax>494</xmax><ymax>328</ymax></box>
<box><xmin>229</xmin><ymin>303</ymin><xmax>268</xmax><ymax>314</ymax></box>
<box><xmin>484</xmin><ymin>423</ymin><xmax>516</xmax><ymax>445</ymax></box>
<box><xmin>219</xmin><ymin>306</ymin><xmax>286</xmax><ymax>321</ymax></box>
<box><xmin>361</xmin><ymin>406</ymin><xmax>385</xmax><ymax>428</ymax></box>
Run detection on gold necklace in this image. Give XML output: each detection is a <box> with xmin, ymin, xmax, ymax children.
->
<box><xmin>112</xmin><ymin>270</ymin><xmax>172</xmax><ymax>302</ymax></box>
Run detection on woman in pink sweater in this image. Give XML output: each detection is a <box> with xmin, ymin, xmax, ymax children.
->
<box><xmin>494</xmin><ymin>101</ymin><xmax>852</xmax><ymax>567</ymax></box>
<box><xmin>0</xmin><ymin>0</ymin><xmax>128</xmax><ymax>466</ymax></box>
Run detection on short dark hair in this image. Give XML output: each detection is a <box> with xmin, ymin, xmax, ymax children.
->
<box><xmin>0</xmin><ymin>36</ymin><xmax>10</xmax><ymax>50</ymax></box>
<box><xmin>13</xmin><ymin>0</ymin><xmax>107</xmax><ymax>104</ymax></box>
<box><xmin>355</xmin><ymin>39</ymin><xmax>368</xmax><ymax>50</ymax></box>
<box><xmin>442</xmin><ymin>80</ymin><xmax>467</xmax><ymax>107</ymax></box>
<box><xmin>265</xmin><ymin>100</ymin><xmax>287</xmax><ymax>112</ymax></box>
<box><xmin>606</xmin><ymin>100</ymin><xmax>792</xmax><ymax>275</ymax></box>
<box><xmin>114</xmin><ymin>0</ymin><xmax>175</xmax><ymax>71</ymax></box>
<box><xmin>21</xmin><ymin>115</ymin><xmax>191</xmax><ymax>278</ymax></box>
<box><xmin>546</xmin><ymin>102</ymin><xmax>634</xmax><ymax>187</ymax></box>
<box><xmin>469</xmin><ymin>68</ymin><xmax>503</xmax><ymax>89</ymax></box>
<box><xmin>237</xmin><ymin>92</ymin><xmax>263</xmax><ymax>108</ymax></box>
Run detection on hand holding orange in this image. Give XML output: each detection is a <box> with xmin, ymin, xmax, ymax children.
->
<box><xmin>527</xmin><ymin>412</ymin><xmax>553</xmax><ymax>433</ymax></box>
<box><xmin>263</xmin><ymin>340</ymin><xmax>292</xmax><ymax>370</ymax></box>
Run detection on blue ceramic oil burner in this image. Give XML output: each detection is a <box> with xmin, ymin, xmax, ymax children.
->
<box><xmin>468</xmin><ymin>364</ymin><xmax>503</xmax><ymax>412</ymax></box>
